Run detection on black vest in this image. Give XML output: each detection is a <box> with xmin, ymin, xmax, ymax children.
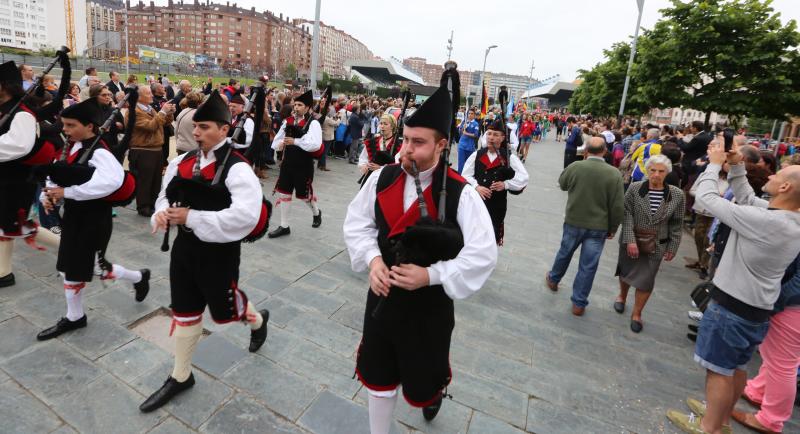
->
<box><xmin>282</xmin><ymin>115</ymin><xmax>317</xmax><ymax>168</ymax></box>
<box><xmin>473</xmin><ymin>148</ymin><xmax>508</xmax><ymax>206</ymax></box>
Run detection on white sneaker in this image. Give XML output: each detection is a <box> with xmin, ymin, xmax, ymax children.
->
<box><xmin>688</xmin><ymin>311</ymin><xmax>703</xmax><ymax>322</ymax></box>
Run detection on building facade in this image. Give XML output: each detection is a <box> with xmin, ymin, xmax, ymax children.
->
<box><xmin>401</xmin><ymin>57</ymin><xmax>442</xmax><ymax>87</ymax></box>
<box><xmin>122</xmin><ymin>0</ymin><xmax>311</xmax><ymax>77</ymax></box>
<box><xmin>45</xmin><ymin>0</ymin><xmax>88</xmax><ymax>54</ymax></box>
<box><xmin>0</xmin><ymin>0</ymin><xmax>47</xmax><ymax>50</ymax></box>
<box><xmin>87</xmin><ymin>0</ymin><xmax>122</xmax><ymax>59</ymax></box>
<box><xmin>295</xmin><ymin>19</ymin><xmax>372</xmax><ymax>79</ymax></box>
<box><xmin>643</xmin><ymin>107</ymin><xmax>730</xmax><ymax>127</ymax></box>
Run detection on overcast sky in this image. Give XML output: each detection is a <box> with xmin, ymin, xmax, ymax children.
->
<box><xmin>226</xmin><ymin>0</ymin><xmax>799</xmax><ymax>81</ymax></box>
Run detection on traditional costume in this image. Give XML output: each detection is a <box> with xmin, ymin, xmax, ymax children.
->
<box><xmin>269</xmin><ymin>89</ymin><xmax>323</xmax><ymax>238</ymax></box>
<box><xmin>357</xmin><ymin>114</ymin><xmax>399</xmax><ymax>175</ymax></box>
<box><xmin>36</xmin><ymin>97</ymin><xmax>149</xmax><ymax>341</ymax></box>
<box><xmin>141</xmin><ymin>90</ymin><xmax>269</xmax><ymax>413</ymax></box>
<box><xmin>343</xmin><ymin>85</ymin><xmax>497</xmax><ymax>433</ymax></box>
<box><xmin>462</xmin><ymin>118</ymin><xmax>529</xmax><ymax>246</ymax></box>
<box><xmin>227</xmin><ymin>93</ymin><xmax>254</xmax><ymax>150</ymax></box>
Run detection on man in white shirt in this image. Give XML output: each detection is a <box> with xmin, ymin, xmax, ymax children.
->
<box><xmin>343</xmin><ymin>85</ymin><xmax>497</xmax><ymax>433</ymax></box>
<box><xmin>227</xmin><ymin>93</ymin><xmax>253</xmax><ymax>149</ymax></box>
<box><xmin>142</xmin><ymin>90</ymin><xmax>269</xmax><ymax>413</ymax></box>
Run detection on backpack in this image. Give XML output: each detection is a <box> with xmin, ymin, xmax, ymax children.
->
<box><xmin>573</xmin><ymin>127</ymin><xmax>583</xmax><ymax>147</ymax></box>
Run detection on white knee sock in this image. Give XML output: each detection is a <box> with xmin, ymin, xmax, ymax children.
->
<box><xmin>64</xmin><ymin>280</ymin><xmax>86</xmax><ymax>321</ymax></box>
<box><xmin>244</xmin><ymin>301</ymin><xmax>263</xmax><ymax>330</ymax></box>
<box><xmin>171</xmin><ymin>320</ymin><xmax>203</xmax><ymax>382</ymax></box>
<box><xmin>0</xmin><ymin>240</ymin><xmax>12</xmax><ymax>276</ymax></box>
<box><xmin>111</xmin><ymin>264</ymin><xmax>142</xmax><ymax>283</ymax></box>
<box><xmin>304</xmin><ymin>198</ymin><xmax>320</xmax><ymax>216</ymax></box>
<box><xmin>368</xmin><ymin>390</ymin><xmax>397</xmax><ymax>434</ymax></box>
<box><xmin>34</xmin><ymin>228</ymin><xmax>60</xmax><ymax>250</ymax></box>
<box><xmin>277</xmin><ymin>193</ymin><xmax>291</xmax><ymax>228</ymax></box>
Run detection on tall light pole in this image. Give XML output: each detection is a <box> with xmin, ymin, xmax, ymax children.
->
<box><xmin>618</xmin><ymin>0</ymin><xmax>645</xmax><ymax>125</ymax></box>
<box><xmin>480</xmin><ymin>44</ymin><xmax>497</xmax><ymax>106</ymax></box>
<box><xmin>309</xmin><ymin>0</ymin><xmax>321</xmax><ymax>90</ymax></box>
<box><xmin>124</xmin><ymin>6</ymin><xmax>130</xmax><ymax>76</ymax></box>
<box><xmin>446</xmin><ymin>30</ymin><xmax>453</xmax><ymax>61</ymax></box>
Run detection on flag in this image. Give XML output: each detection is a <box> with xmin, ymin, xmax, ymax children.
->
<box><xmin>479</xmin><ymin>81</ymin><xmax>488</xmax><ymax>119</ymax></box>
<box><xmin>507</xmin><ymin>95</ymin><xmax>515</xmax><ymax>117</ymax></box>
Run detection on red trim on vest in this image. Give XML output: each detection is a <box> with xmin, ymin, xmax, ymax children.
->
<box><xmin>376</xmin><ymin>171</ymin><xmax>438</xmax><ymax>239</ymax></box>
<box><xmin>478</xmin><ymin>152</ymin><xmax>503</xmax><ymax>170</ymax></box>
<box><xmin>177</xmin><ymin>154</ymin><xmax>216</xmax><ymax>180</ymax></box>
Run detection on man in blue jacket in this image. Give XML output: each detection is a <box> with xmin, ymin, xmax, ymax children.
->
<box><xmin>563</xmin><ymin>116</ymin><xmax>582</xmax><ymax>168</ymax></box>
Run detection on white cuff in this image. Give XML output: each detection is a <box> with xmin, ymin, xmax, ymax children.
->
<box><xmin>427</xmin><ymin>266</ymin><xmax>441</xmax><ymax>286</ymax></box>
<box><xmin>184</xmin><ymin>209</ymin><xmax>200</xmax><ymax>231</ymax></box>
<box><xmin>62</xmin><ymin>186</ymin><xmax>76</xmax><ymax>200</ymax></box>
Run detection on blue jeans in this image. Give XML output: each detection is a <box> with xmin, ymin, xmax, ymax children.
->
<box><xmin>457</xmin><ymin>146</ymin><xmax>474</xmax><ymax>174</ymax></box>
<box><xmin>548</xmin><ymin>223</ymin><xmax>607</xmax><ymax>308</ymax></box>
<box><xmin>694</xmin><ymin>301</ymin><xmax>769</xmax><ymax>376</ymax></box>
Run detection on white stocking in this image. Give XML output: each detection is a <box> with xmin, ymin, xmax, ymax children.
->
<box><xmin>368</xmin><ymin>389</ymin><xmax>397</xmax><ymax>434</ymax></box>
<box><xmin>244</xmin><ymin>301</ymin><xmax>263</xmax><ymax>330</ymax></box>
<box><xmin>34</xmin><ymin>228</ymin><xmax>60</xmax><ymax>250</ymax></box>
<box><xmin>277</xmin><ymin>193</ymin><xmax>291</xmax><ymax>228</ymax></box>
<box><xmin>64</xmin><ymin>280</ymin><xmax>86</xmax><ymax>321</ymax></box>
<box><xmin>0</xmin><ymin>240</ymin><xmax>12</xmax><ymax>276</ymax></box>
<box><xmin>304</xmin><ymin>197</ymin><xmax>319</xmax><ymax>216</ymax></box>
<box><xmin>171</xmin><ymin>320</ymin><xmax>202</xmax><ymax>382</ymax></box>
<box><xmin>110</xmin><ymin>264</ymin><xmax>142</xmax><ymax>283</ymax></box>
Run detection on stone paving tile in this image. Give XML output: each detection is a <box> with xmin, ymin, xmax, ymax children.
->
<box><xmin>447</xmin><ymin>369</ymin><xmax>529</xmax><ymax>429</ymax></box>
<box><xmin>61</xmin><ymin>313</ymin><xmax>137</xmax><ymax>361</ymax></box>
<box><xmin>0</xmin><ymin>379</ymin><xmax>63</xmax><ymax>434</ymax></box>
<box><xmin>525</xmin><ymin>398</ymin><xmax>622</xmax><ymax>434</ymax></box>
<box><xmin>11</xmin><ymin>285</ymin><xmax>74</xmax><ymax>328</ymax></box>
<box><xmin>96</xmin><ymin>337</ymin><xmax>172</xmax><ymax>384</ymax></box>
<box><xmin>393</xmin><ymin>396</ymin><xmax>472</xmax><ymax>434</ymax></box>
<box><xmin>50</xmin><ymin>374</ymin><xmax>166</xmax><ymax>434</ymax></box>
<box><xmin>84</xmin><ymin>287</ymin><xmax>160</xmax><ymax>324</ymax></box>
<box><xmin>0</xmin><ymin>315</ymin><xmax>44</xmax><ymax>362</ymax></box>
<box><xmin>280</xmin><ymin>339</ymin><xmax>361</xmax><ymax>398</ymax></box>
<box><xmin>148</xmin><ymin>417</ymin><xmax>197</xmax><ymax>434</ymax></box>
<box><xmin>275</xmin><ymin>285</ymin><xmax>346</xmax><ymax>317</ymax></box>
<box><xmin>298</xmin><ymin>390</ymin><xmax>404</xmax><ymax>434</ymax></box>
<box><xmin>50</xmin><ymin>424</ymin><xmax>79</xmax><ymax>434</ymax></box>
<box><xmin>192</xmin><ymin>333</ymin><xmax>248</xmax><ymax>378</ymax></box>
<box><xmin>199</xmin><ymin>393</ymin><xmax>308</xmax><ymax>434</ymax></box>
<box><xmin>1</xmin><ymin>341</ymin><xmax>105</xmax><ymax>404</ymax></box>
<box><xmin>468</xmin><ymin>411</ymin><xmax>527</xmax><ymax>434</ymax></box>
<box><xmin>223</xmin><ymin>354</ymin><xmax>321</xmax><ymax>421</ymax></box>
<box><xmin>284</xmin><ymin>311</ymin><xmax>361</xmax><ymax>358</ymax></box>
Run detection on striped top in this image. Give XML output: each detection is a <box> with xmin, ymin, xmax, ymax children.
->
<box><xmin>648</xmin><ymin>189</ymin><xmax>665</xmax><ymax>214</ymax></box>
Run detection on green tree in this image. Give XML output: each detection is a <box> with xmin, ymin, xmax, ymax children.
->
<box><xmin>283</xmin><ymin>63</ymin><xmax>297</xmax><ymax>79</ymax></box>
<box><xmin>636</xmin><ymin>0</ymin><xmax>800</xmax><ymax>127</ymax></box>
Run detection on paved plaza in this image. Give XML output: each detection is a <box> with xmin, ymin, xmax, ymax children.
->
<box><xmin>1</xmin><ymin>135</ymin><xmax>797</xmax><ymax>434</ymax></box>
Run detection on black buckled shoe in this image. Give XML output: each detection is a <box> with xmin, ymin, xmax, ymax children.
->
<box><xmin>134</xmin><ymin>269</ymin><xmax>150</xmax><ymax>302</ymax></box>
<box><xmin>36</xmin><ymin>315</ymin><xmax>87</xmax><ymax>341</ymax></box>
<box><xmin>268</xmin><ymin>226</ymin><xmax>291</xmax><ymax>238</ymax></box>
<box><xmin>0</xmin><ymin>272</ymin><xmax>14</xmax><ymax>288</ymax></box>
<box><xmin>312</xmin><ymin>210</ymin><xmax>322</xmax><ymax>228</ymax></box>
<box><xmin>139</xmin><ymin>373</ymin><xmax>195</xmax><ymax>413</ymax></box>
<box><xmin>422</xmin><ymin>395</ymin><xmax>443</xmax><ymax>421</ymax></box>
<box><xmin>248</xmin><ymin>309</ymin><xmax>270</xmax><ymax>353</ymax></box>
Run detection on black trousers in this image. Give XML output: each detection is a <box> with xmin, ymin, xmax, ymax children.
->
<box><xmin>128</xmin><ymin>149</ymin><xmax>163</xmax><ymax>213</ymax></box>
<box><xmin>564</xmin><ymin>149</ymin><xmax>578</xmax><ymax>168</ymax></box>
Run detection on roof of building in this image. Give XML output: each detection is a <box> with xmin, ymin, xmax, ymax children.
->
<box><xmin>521</xmin><ymin>81</ymin><xmax>577</xmax><ymax>99</ymax></box>
<box><xmin>343</xmin><ymin>58</ymin><xmax>424</xmax><ymax>86</ymax></box>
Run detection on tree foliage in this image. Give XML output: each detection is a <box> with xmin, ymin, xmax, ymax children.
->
<box><xmin>569</xmin><ymin>0</ymin><xmax>800</xmax><ymax>124</ymax></box>
<box><xmin>283</xmin><ymin>63</ymin><xmax>297</xmax><ymax>79</ymax></box>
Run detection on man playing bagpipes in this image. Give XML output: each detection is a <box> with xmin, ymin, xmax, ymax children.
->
<box><xmin>461</xmin><ymin>117</ymin><xmax>529</xmax><ymax>246</ymax></box>
<box><xmin>343</xmin><ymin>70</ymin><xmax>497</xmax><ymax>433</ymax></box>
<box><xmin>0</xmin><ymin>50</ymin><xmax>71</xmax><ymax>288</ymax></box>
<box><xmin>269</xmin><ymin>89</ymin><xmax>324</xmax><ymax>238</ymax></box>
<box><xmin>227</xmin><ymin>92</ymin><xmax>254</xmax><ymax>150</ymax></box>
<box><xmin>37</xmin><ymin>96</ymin><xmax>149</xmax><ymax>340</ymax></box>
<box><xmin>142</xmin><ymin>90</ymin><xmax>270</xmax><ymax>413</ymax></box>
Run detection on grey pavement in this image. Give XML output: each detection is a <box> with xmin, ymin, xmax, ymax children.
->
<box><xmin>2</xmin><ymin>135</ymin><xmax>798</xmax><ymax>434</ymax></box>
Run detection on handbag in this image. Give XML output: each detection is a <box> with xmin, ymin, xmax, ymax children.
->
<box><xmin>633</xmin><ymin>226</ymin><xmax>657</xmax><ymax>255</ymax></box>
<box><xmin>690</xmin><ymin>281</ymin><xmax>714</xmax><ymax>312</ymax></box>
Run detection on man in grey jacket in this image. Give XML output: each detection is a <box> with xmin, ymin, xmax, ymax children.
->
<box><xmin>667</xmin><ymin>140</ymin><xmax>800</xmax><ymax>434</ymax></box>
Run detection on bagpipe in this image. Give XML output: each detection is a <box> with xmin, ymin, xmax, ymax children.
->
<box><xmin>242</xmin><ymin>85</ymin><xmax>272</xmax><ymax>165</ymax></box>
<box><xmin>3</xmin><ymin>46</ymin><xmax>71</xmax><ymax>167</ymax></box>
<box><xmin>281</xmin><ymin>86</ymin><xmax>331</xmax><ymax>161</ymax></box>
<box><xmin>161</xmin><ymin>86</ymin><xmax>272</xmax><ymax>252</ymax></box>
<box><xmin>357</xmin><ymin>90</ymin><xmax>411</xmax><ymax>188</ymax></box>
<box><xmin>33</xmin><ymin>87</ymin><xmax>139</xmax><ymax>207</ymax></box>
<box><xmin>489</xmin><ymin>87</ymin><xmax>520</xmax><ymax>194</ymax></box>
<box><xmin>371</xmin><ymin>64</ymin><xmax>465</xmax><ymax>319</ymax></box>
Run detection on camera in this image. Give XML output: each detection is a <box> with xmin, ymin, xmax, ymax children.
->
<box><xmin>722</xmin><ymin>128</ymin><xmax>735</xmax><ymax>152</ymax></box>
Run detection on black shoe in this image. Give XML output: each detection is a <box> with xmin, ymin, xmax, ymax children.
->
<box><xmin>37</xmin><ymin>315</ymin><xmax>87</xmax><ymax>341</ymax></box>
<box><xmin>134</xmin><ymin>269</ymin><xmax>150</xmax><ymax>302</ymax></box>
<box><xmin>630</xmin><ymin>319</ymin><xmax>643</xmax><ymax>333</ymax></box>
<box><xmin>422</xmin><ymin>395</ymin><xmax>443</xmax><ymax>421</ymax></box>
<box><xmin>249</xmin><ymin>309</ymin><xmax>270</xmax><ymax>353</ymax></box>
<box><xmin>0</xmin><ymin>272</ymin><xmax>15</xmax><ymax>288</ymax></box>
<box><xmin>687</xmin><ymin>332</ymin><xmax>697</xmax><ymax>342</ymax></box>
<box><xmin>688</xmin><ymin>324</ymin><xmax>699</xmax><ymax>333</ymax></box>
<box><xmin>312</xmin><ymin>210</ymin><xmax>322</xmax><ymax>228</ymax></box>
<box><xmin>267</xmin><ymin>226</ymin><xmax>290</xmax><ymax>238</ymax></box>
<box><xmin>698</xmin><ymin>268</ymin><xmax>709</xmax><ymax>280</ymax></box>
<box><xmin>139</xmin><ymin>374</ymin><xmax>195</xmax><ymax>413</ymax></box>
<box><xmin>613</xmin><ymin>301</ymin><xmax>625</xmax><ymax>314</ymax></box>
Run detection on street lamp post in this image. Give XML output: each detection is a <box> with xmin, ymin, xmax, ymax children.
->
<box><xmin>309</xmin><ymin>0</ymin><xmax>321</xmax><ymax>90</ymax></box>
<box><xmin>618</xmin><ymin>0</ymin><xmax>645</xmax><ymax>126</ymax></box>
<box><xmin>480</xmin><ymin>45</ymin><xmax>497</xmax><ymax>107</ymax></box>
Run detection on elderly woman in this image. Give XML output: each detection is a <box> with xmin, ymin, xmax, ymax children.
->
<box><xmin>174</xmin><ymin>91</ymin><xmax>204</xmax><ymax>155</ymax></box>
<box><xmin>614</xmin><ymin>154</ymin><xmax>685</xmax><ymax>333</ymax></box>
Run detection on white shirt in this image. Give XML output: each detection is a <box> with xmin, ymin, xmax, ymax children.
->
<box><xmin>343</xmin><ymin>164</ymin><xmax>498</xmax><ymax>300</ymax></box>
<box><xmin>42</xmin><ymin>141</ymin><xmax>124</xmax><ymax>201</ymax></box>
<box><xmin>230</xmin><ymin>116</ymin><xmax>254</xmax><ymax>149</ymax></box>
<box><xmin>462</xmin><ymin>150</ymin><xmax>529</xmax><ymax>192</ymax></box>
<box><xmin>151</xmin><ymin>139</ymin><xmax>263</xmax><ymax>243</ymax></box>
<box><xmin>0</xmin><ymin>110</ymin><xmax>37</xmax><ymax>162</ymax></box>
<box><xmin>271</xmin><ymin>117</ymin><xmax>322</xmax><ymax>152</ymax></box>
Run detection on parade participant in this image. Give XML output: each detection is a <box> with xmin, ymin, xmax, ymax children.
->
<box><xmin>269</xmin><ymin>89</ymin><xmax>323</xmax><ymax>238</ymax></box>
<box><xmin>358</xmin><ymin>113</ymin><xmax>398</xmax><ymax>176</ymax></box>
<box><xmin>142</xmin><ymin>90</ymin><xmax>269</xmax><ymax>412</ymax></box>
<box><xmin>37</xmin><ymin>97</ymin><xmax>150</xmax><ymax>340</ymax></box>
<box><xmin>343</xmin><ymin>84</ymin><xmax>497</xmax><ymax>433</ymax></box>
<box><xmin>462</xmin><ymin>118</ymin><xmax>528</xmax><ymax>246</ymax></box>
<box><xmin>228</xmin><ymin>93</ymin><xmax>254</xmax><ymax>150</ymax></box>
<box><xmin>456</xmin><ymin>108</ymin><xmax>480</xmax><ymax>173</ymax></box>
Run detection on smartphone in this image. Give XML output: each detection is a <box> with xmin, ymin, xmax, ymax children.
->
<box><xmin>723</xmin><ymin>128</ymin><xmax>734</xmax><ymax>152</ymax></box>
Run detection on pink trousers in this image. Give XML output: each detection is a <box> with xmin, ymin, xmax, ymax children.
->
<box><xmin>743</xmin><ymin>307</ymin><xmax>800</xmax><ymax>433</ymax></box>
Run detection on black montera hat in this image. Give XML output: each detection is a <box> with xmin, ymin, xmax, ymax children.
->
<box><xmin>403</xmin><ymin>86</ymin><xmax>452</xmax><ymax>138</ymax></box>
<box><xmin>229</xmin><ymin>93</ymin><xmax>246</xmax><ymax>105</ymax></box>
<box><xmin>193</xmin><ymin>90</ymin><xmax>231</xmax><ymax>124</ymax></box>
<box><xmin>0</xmin><ymin>61</ymin><xmax>21</xmax><ymax>84</ymax></box>
<box><xmin>486</xmin><ymin>118</ymin><xmax>506</xmax><ymax>133</ymax></box>
<box><xmin>294</xmin><ymin>89</ymin><xmax>313</xmax><ymax>107</ymax></box>
<box><xmin>60</xmin><ymin>97</ymin><xmax>105</xmax><ymax>126</ymax></box>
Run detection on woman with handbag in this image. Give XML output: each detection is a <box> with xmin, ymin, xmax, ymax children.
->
<box><xmin>614</xmin><ymin>154</ymin><xmax>685</xmax><ymax>333</ymax></box>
